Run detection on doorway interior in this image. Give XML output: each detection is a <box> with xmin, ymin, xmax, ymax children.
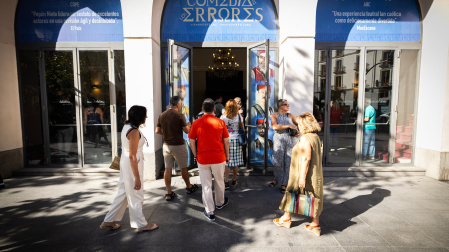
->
<box><xmin>191</xmin><ymin>48</ymin><xmax>247</xmax><ymax>117</ymax></box>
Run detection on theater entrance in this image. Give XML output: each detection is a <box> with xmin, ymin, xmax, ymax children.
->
<box><xmin>163</xmin><ymin>39</ymin><xmax>277</xmax><ymax>171</ymax></box>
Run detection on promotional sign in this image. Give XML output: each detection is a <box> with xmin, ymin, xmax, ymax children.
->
<box><xmin>249</xmin><ymin>49</ymin><xmax>275</xmax><ymax>165</ymax></box>
<box><xmin>162</xmin><ymin>0</ymin><xmax>277</xmax><ymax>42</ymax></box>
<box><xmin>16</xmin><ymin>0</ymin><xmax>124</xmax><ymax>42</ymax></box>
<box><xmin>316</xmin><ymin>0</ymin><xmax>420</xmax><ymax>42</ymax></box>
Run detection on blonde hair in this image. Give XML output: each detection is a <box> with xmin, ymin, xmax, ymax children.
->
<box><xmin>224</xmin><ymin>99</ymin><xmax>239</xmax><ymax>119</ymax></box>
<box><xmin>296</xmin><ymin>112</ymin><xmax>321</xmax><ymax>134</ymax></box>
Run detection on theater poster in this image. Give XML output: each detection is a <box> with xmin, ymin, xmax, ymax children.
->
<box><xmin>165</xmin><ymin>48</ymin><xmax>192</xmax><ymax>166</ymax></box>
<box><xmin>249</xmin><ymin>50</ymin><xmax>275</xmax><ymax>165</ymax></box>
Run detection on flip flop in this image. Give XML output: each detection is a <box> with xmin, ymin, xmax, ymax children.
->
<box><xmin>99</xmin><ymin>222</ymin><xmax>121</xmax><ymax>230</ymax></box>
<box><xmin>268</xmin><ymin>181</ymin><xmax>277</xmax><ymax>187</ymax></box>
<box><xmin>136</xmin><ymin>223</ymin><xmax>159</xmax><ymax>233</ymax></box>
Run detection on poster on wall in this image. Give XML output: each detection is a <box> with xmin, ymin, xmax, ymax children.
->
<box><xmin>316</xmin><ymin>0</ymin><xmax>420</xmax><ymax>42</ymax></box>
<box><xmin>249</xmin><ymin>50</ymin><xmax>275</xmax><ymax>165</ymax></box>
<box><xmin>162</xmin><ymin>0</ymin><xmax>277</xmax><ymax>42</ymax></box>
<box><xmin>165</xmin><ymin>48</ymin><xmax>192</xmax><ymax>166</ymax></box>
<box><xmin>16</xmin><ymin>0</ymin><xmax>123</xmax><ymax>42</ymax></box>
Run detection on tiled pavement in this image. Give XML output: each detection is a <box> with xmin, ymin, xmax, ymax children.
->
<box><xmin>1</xmin><ymin>174</ymin><xmax>448</xmax><ymax>251</ymax></box>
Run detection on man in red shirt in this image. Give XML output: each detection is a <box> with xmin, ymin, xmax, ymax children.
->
<box><xmin>189</xmin><ymin>98</ymin><xmax>230</xmax><ymax>222</ymax></box>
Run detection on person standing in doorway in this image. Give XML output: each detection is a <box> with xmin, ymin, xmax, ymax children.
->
<box><xmin>189</xmin><ymin>98</ymin><xmax>230</xmax><ymax>222</ymax></box>
<box><xmin>156</xmin><ymin>96</ymin><xmax>199</xmax><ymax>201</ymax></box>
<box><xmin>214</xmin><ymin>95</ymin><xmax>224</xmax><ymax>118</ymax></box>
<box><xmin>100</xmin><ymin>105</ymin><xmax>158</xmax><ymax>232</ymax></box>
<box><xmin>220</xmin><ymin>99</ymin><xmax>245</xmax><ymax>189</ymax></box>
<box><xmin>270</xmin><ymin>99</ymin><xmax>299</xmax><ymax>194</ymax></box>
<box><xmin>363</xmin><ymin>98</ymin><xmax>376</xmax><ymax>160</ymax></box>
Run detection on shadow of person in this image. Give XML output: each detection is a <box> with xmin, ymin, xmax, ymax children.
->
<box><xmin>320</xmin><ymin>188</ymin><xmax>391</xmax><ymax>233</ymax></box>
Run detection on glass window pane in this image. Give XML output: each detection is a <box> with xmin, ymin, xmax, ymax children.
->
<box><xmin>44</xmin><ymin>51</ymin><xmax>78</xmax><ymax>164</ymax></box>
<box><xmin>394</xmin><ymin>50</ymin><xmax>418</xmax><ymax>164</ymax></box>
<box><xmin>114</xmin><ymin>50</ymin><xmax>126</xmax><ymax>156</ymax></box>
<box><xmin>363</xmin><ymin>50</ymin><xmax>394</xmax><ymax>163</ymax></box>
<box><xmin>80</xmin><ymin>51</ymin><xmax>111</xmax><ymax>164</ymax></box>
<box><xmin>313</xmin><ymin>50</ymin><xmax>325</xmax><ymax>145</ymax></box>
<box><xmin>19</xmin><ymin>51</ymin><xmax>45</xmax><ymax>165</ymax></box>
<box><xmin>328</xmin><ymin>49</ymin><xmax>360</xmax><ymax>164</ymax></box>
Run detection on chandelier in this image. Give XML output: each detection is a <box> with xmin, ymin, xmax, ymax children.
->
<box><xmin>207</xmin><ymin>49</ymin><xmax>239</xmax><ymax>79</ymax></box>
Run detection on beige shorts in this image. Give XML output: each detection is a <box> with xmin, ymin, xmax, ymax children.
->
<box><xmin>163</xmin><ymin>144</ymin><xmax>189</xmax><ymax>169</ymax></box>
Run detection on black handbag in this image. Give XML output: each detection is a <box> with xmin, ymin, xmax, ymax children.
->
<box><xmin>288</xmin><ymin>128</ymin><xmax>298</xmax><ymax>136</ymax></box>
<box><xmin>237</xmin><ymin>115</ymin><xmax>247</xmax><ymax>146</ymax></box>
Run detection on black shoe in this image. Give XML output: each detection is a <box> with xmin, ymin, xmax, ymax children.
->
<box><xmin>232</xmin><ymin>180</ymin><xmax>238</xmax><ymax>186</ymax></box>
<box><xmin>216</xmin><ymin>197</ymin><xmax>229</xmax><ymax>210</ymax></box>
<box><xmin>203</xmin><ymin>210</ymin><xmax>215</xmax><ymax>222</ymax></box>
<box><xmin>224</xmin><ymin>181</ymin><xmax>230</xmax><ymax>191</ymax></box>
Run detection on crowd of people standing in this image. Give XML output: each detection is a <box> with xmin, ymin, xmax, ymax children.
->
<box><xmin>100</xmin><ymin>97</ymin><xmax>324</xmax><ymax>236</ymax></box>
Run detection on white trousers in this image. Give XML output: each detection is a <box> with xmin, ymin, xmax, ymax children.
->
<box><xmin>198</xmin><ymin>161</ymin><xmax>226</xmax><ymax>215</ymax></box>
<box><xmin>104</xmin><ymin>155</ymin><xmax>148</xmax><ymax>228</ymax></box>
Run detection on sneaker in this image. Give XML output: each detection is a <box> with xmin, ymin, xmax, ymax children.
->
<box><xmin>203</xmin><ymin>210</ymin><xmax>215</xmax><ymax>222</ymax></box>
<box><xmin>224</xmin><ymin>181</ymin><xmax>230</xmax><ymax>190</ymax></box>
<box><xmin>232</xmin><ymin>180</ymin><xmax>238</xmax><ymax>186</ymax></box>
<box><xmin>216</xmin><ymin>197</ymin><xmax>229</xmax><ymax>210</ymax></box>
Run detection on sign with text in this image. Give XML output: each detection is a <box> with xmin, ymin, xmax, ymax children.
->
<box><xmin>16</xmin><ymin>0</ymin><xmax>123</xmax><ymax>42</ymax></box>
<box><xmin>316</xmin><ymin>0</ymin><xmax>420</xmax><ymax>42</ymax></box>
<box><xmin>162</xmin><ymin>0</ymin><xmax>277</xmax><ymax>42</ymax></box>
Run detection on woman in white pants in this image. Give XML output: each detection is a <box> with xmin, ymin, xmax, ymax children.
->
<box><xmin>100</xmin><ymin>105</ymin><xmax>158</xmax><ymax>232</ymax></box>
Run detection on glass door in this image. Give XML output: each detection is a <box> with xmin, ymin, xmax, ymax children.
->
<box><xmin>167</xmin><ymin>39</ymin><xmax>193</xmax><ymax>167</ymax></box>
<box><xmin>78</xmin><ymin>50</ymin><xmax>113</xmax><ymax>165</ymax></box>
<box><xmin>247</xmin><ymin>39</ymin><xmax>275</xmax><ymax>171</ymax></box>
<box><xmin>325</xmin><ymin>49</ymin><xmax>361</xmax><ymax>165</ymax></box>
<box><xmin>41</xmin><ymin>50</ymin><xmax>80</xmax><ymax>165</ymax></box>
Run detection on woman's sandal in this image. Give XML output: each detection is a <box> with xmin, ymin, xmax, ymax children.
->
<box><xmin>99</xmin><ymin>222</ymin><xmax>121</xmax><ymax>230</ymax></box>
<box><xmin>186</xmin><ymin>184</ymin><xmax>199</xmax><ymax>194</ymax></box>
<box><xmin>280</xmin><ymin>185</ymin><xmax>286</xmax><ymax>194</ymax></box>
<box><xmin>165</xmin><ymin>192</ymin><xmax>176</xmax><ymax>201</ymax></box>
<box><xmin>268</xmin><ymin>181</ymin><xmax>277</xmax><ymax>187</ymax></box>
<box><xmin>273</xmin><ymin>218</ymin><xmax>292</xmax><ymax>228</ymax></box>
<box><xmin>136</xmin><ymin>223</ymin><xmax>159</xmax><ymax>233</ymax></box>
<box><xmin>305</xmin><ymin>224</ymin><xmax>321</xmax><ymax>236</ymax></box>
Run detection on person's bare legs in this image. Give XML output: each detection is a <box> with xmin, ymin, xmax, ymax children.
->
<box><xmin>310</xmin><ymin>216</ymin><xmax>320</xmax><ymax>227</ymax></box>
<box><xmin>180</xmin><ymin>167</ymin><xmax>192</xmax><ymax>188</ymax></box>
<box><xmin>224</xmin><ymin>166</ymin><xmax>230</xmax><ymax>183</ymax></box>
<box><xmin>232</xmin><ymin>166</ymin><xmax>238</xmax><ymax>181</ymax></box>
<box><xmin>164</xmin><ymin>168</ymin><xmax>172</xmax><ymax>195</ymax></box>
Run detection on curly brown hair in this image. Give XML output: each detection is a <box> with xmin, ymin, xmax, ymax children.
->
<box><xmin>224</xmin><ymin>99</ymin><xmax>239</xmax><ymax>119</ymax></box>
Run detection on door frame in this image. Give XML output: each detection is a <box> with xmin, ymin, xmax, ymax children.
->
<box><xmin>317</xmin><ymin>46</ymin><xmax>405</xmax><ymax>167</ymax></box>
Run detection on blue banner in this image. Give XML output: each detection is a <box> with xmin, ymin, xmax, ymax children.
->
<box><xmin>162</xmin><ymin>0</ymin><xmax>277</xmax><ymax>42</ymax></box>
<box><xmin>316</xmin><ymin>0</ymin><xmax>420</xmax><ymax>42</ymax></box>
<box><xmin>16</xmin><ymin>0</ymin><xmax>123</xmax><ymax>42</ymax></box>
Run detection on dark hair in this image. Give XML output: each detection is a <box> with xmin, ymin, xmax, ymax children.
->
<box><xmin>170</xmin><ymin>96</ymin><xmax>181</xmax><ymax>107</ymax></box>
<box><xmin>213</xmin><ymin>94</ymin><xmax>222</xmax><ymax>101</ymax></box>
<box><xmin>202</xmin><ymin>98</ymin><xmax>215</xmax><ymax>113</ymax></box>
<box><xmin>124</xmin><ymin>105</ymin><xmax>147</xmax><ymax>128</ymax></box>
<box><xmin>277</xmin><ymin>99</ymin><xmax>287</xmax><ymax>108</ymax></box>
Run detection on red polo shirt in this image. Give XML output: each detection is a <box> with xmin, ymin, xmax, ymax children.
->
<box><xmin>188</xmin><ymin>114</ymin><xmax>229</xmax><ymax>165</ymax></box>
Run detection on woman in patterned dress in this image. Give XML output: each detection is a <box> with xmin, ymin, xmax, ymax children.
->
<box><xmin>220</xmin><ymin>99</ymin><xmax>245</xmax><ymax>189</ymax></box>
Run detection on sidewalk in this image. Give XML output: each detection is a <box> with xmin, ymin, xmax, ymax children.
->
<box><xmin>0</xmin><ymin>174</ymin><xmax>448</xmax><ymax>251</ymax></box>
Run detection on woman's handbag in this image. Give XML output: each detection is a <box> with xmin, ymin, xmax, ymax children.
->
<box><xmin>287</xmin><ymin>128</ymin><xmax>298</xmax><ymax>136</ymax></box>
<box><xmin>237</xmin><ymin>115</ymin><xmax>247</xmax><ymax>146</ymax></box>
<box><xmin>109</xmin><ymin>156</ymin><xmax>121</xmax><ymax>171</ymax></box>
<box><xmin>283</xmin><ymin>187</ymin><xmax>320</xmax><ymax>217</ymax></box>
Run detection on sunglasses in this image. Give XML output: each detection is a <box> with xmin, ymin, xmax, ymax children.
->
<box><xmin>281</xmin><ymin>104</ymin><xmax>289</xmax><ymax>107</ymax></box>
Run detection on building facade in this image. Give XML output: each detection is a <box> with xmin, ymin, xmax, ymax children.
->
<box><xmin>1</xmin><ymin>0</ymin><xmax>448</xmax><ymax>180</ymax></box>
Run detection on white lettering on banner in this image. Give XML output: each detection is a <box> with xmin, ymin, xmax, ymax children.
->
<box><xmin>30</xmin><ymin>9</ymin><xmax>119</xmax><ymax>28</ymax></box>
<box><xmin>332</xmin><ymin>9</ymin><xmax>402</xmax><ymax>25</ymax></box>
<box><xmin>180</xmin><ymin>0</ymin><xmax>262</xmax><ymax>22</ymax></box>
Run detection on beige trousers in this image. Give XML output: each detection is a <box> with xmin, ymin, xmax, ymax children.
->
<box><xmin>198</xmin><ymin>161</ymin><xmax>226</xmax><ymax>215</ymax></box>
